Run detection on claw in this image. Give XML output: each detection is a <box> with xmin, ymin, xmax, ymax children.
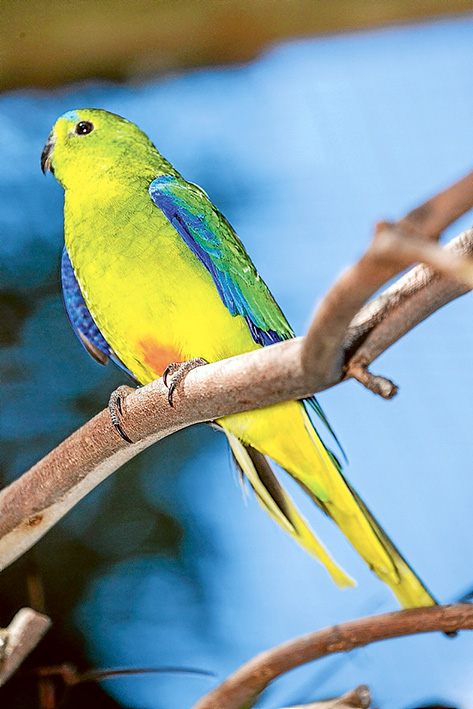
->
<box><xmin>167</xmin><ymin>379</ymin><xmax>178</xmax><ymax>407</ymax></box>
<box><xmin>163</xmin><ymin>358</ymin><xmax>208</xmax><ymax>407</ymax></box>
<box><xmin>108</xmin><ymin>385</ymin><xmax>135</xmax><ymax>443</ymax></box>
<box><xmin>163</xmin><ymin>362</ymin><xmax>181</xmax><ymax>389</ymax></box>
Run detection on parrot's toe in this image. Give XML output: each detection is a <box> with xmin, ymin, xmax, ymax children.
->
<box><xmin>162</xmin><ymin>361</ymin><xmax>182</xmax><ymax>388</ymax></box>
<box><xmin>108</xmin><ymin>385</ymin><xmax>136</xmax><ymax>443</ymax></box>
<box><xmin>163</xmin><ymin>358</ymin><xmax>208</xmax><ymax>407</ymax></box>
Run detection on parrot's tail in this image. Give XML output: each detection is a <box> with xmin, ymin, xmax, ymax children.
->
<box><xmin>227</xmin><ymin>433</ymin><xmax>355</xmax><ymax>588</ymax></box>
<box><xmin>222</xmin><ymin>402</ymin><xmax>436</xmax><ymax>609</ymax></box>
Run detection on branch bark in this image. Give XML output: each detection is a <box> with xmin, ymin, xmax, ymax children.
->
<box><xmin>190</xmin><ymin>604</ymin><xmax>473</xmax><ymax>709</ymax></box>
<box><xmin>343</xmin><ymin>228</ymin><xmax>473</xmax><ymax>395</ymax></box>
<box><xmin>301</xmin><ymin>223</ymin><xmax>473</xmax><ymax>389</ymax></box>
<box><xmin>279</xmin><ymin>685</ymin><xmax>371</xmax><ymax>709</ymax></box>
<box><xmin>0</xmin><ymin>173</ymin><xmax>472</xmax><ymax>575</ymax></box>
<box><xmin>345</xmin><ymin>229</ymin><xmax>473</xmax><ymax>349</ymax></box>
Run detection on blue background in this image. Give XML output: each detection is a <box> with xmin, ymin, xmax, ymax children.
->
<box><xmin>1</xmin><ymin>15</ymin><xmax>473</xmax><ymax>709</ymax></box>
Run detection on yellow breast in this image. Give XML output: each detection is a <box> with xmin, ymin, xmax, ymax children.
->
<box><xmin>64</xmin><ymin>184</ymin><xmax>258</xmax><ymax>384</ymax></box>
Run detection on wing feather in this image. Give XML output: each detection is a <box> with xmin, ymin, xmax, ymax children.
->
<box><xmin>149</xmin><ymin>175</ymin><xmax>293</xmax><ymax>345</ymax></box>
<box><xmin>149</xmin><ymin>175</ymin><xmax>341</xmax><ymax>443</ymax></box>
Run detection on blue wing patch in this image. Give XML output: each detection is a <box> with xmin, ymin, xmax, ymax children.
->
<box><xmin>149</xmin><ymin>176</ymin><xmax>344</xmax><ymax>456</ymax></box>
<box><xmin>149</xmin><ymin>175</ymin><xmax>287</xmax><ymax>347</ymax></box>
<box><xmin>61</xmin><ymin>247</ymin><xmax>135</xmax><ymax>379</ymax></box>
<box><xmin>245</xmin><ymin>318</ymin><xmax>282</xmax><ymax>347</ymax></box>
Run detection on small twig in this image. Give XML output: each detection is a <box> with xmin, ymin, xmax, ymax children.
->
<box><xmin>279</xmin><ymin>684</ymin><xmax>371</xmax><ymax>709</ymax></box>
<box><xmin>23</xmin><ymin>663</ymin><xmax>214</xmax><ymax>708</ymax></box>
<box><xmin>0</xmin><ymin>608</ymin><xmax>51</xmax><ymax>687</ymax></box>
<box><xmin>345</xmin><ymin>362</ymin><xmax>398</xmax><ymax>400</ymax></box>
<box><xmin>190</xmin><ymin>604</ymin><xmax>473</xmax><ymax>709</ymax></box>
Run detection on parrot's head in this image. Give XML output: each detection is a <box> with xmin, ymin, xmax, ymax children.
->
<box><xmin>41</xmin><ymin>108</ymin><xmax>162</xmax><ymax>188</ymax></box>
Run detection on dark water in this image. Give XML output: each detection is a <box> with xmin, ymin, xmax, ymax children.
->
<box><xmin>1</xmin><ymin>16</ymin><xmax>473</xmax><ymax>709</ymax></box>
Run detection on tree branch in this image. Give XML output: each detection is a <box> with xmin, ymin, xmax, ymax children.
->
<box><xmin>0</xmin><ymin>173</ymin><xmax>472</xmax><ymax>575</ymax></box>
<box><xmin>341</xmin><ymin>168</ymin><xmax>473</xmax><ymax>366</ymax></box>
<box><xmin>0</xmin><ymin>608</ymin><xmax>51</xmax><ymax>687</ymax></box>
<box><xmin>190</xmin><ymin>603</ymin><xmax>473</xmax><ymax>709</ymax></box>
<box><xmin>398</xmin><ymin>169</ymin><xmax>473</xmax><ymax>240</ymax></box>
<box><xmin>279</xmin><ymin>685</ymin><xmax>371</xmax><ymax>709</ymax></box>
<box><xmin>344</xmin><ymin>228</ymin><xmax>473</xmax><ymax>370</ymax></box>
<box><xmin>301</xmin><ymin>221</ymin><xmax>473</xmax><ymax>388</ymax></box>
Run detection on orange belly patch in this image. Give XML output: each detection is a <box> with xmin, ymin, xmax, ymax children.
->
<box><xmin>138</xmin><ymin>338</ymin><xmax>182</xmax><ymax>378</ymax></box>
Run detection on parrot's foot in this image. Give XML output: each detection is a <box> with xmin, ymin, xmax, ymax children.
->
<box><xmin>108</xmin><ymin>385</ymin><xmax>136</xmax><ymax>443</ymax></box>
<box><xmin>163</xmin><ymin>358</ymin><xmax>208</xmax><ymax>407</ymax></box>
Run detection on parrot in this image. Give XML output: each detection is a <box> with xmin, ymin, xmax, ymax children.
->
<box><xmin>41</xmin><ymin>108</ymin><xmax>436</xmax><ymax>608</ymax></box>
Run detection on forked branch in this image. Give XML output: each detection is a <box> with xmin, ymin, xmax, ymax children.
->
<box><xmin>0</xmin><ymin>172</ymin><xmax>471</xmax><ymax>579</ymax></box>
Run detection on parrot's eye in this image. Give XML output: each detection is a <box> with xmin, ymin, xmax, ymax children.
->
<box><xmin>75</xmin><ymin>121</ymin><xmax>94</xmax><ymax>136</ymax></box>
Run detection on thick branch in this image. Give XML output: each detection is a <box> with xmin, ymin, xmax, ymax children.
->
<box><xmin>190</xmin><ymin>604</ymin><xmax>473</xmax><ymax>709</ymax></box>
<box><xmin>1</xmin><ymin>164</ymin><xmax>473</xmax><ymax>573</ymax></box>
<box><xmin>0</xmin><ymin>337</ymin><xmax>308</xmax><ymax>572</ymax></box>
<box><xmin>0</xmin><ymin>224</ymin><xmax>472</xmax><ymax>573</ymax></box>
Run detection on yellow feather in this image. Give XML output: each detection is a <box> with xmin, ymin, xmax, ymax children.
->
<box><xmin>226</xmin><ymin>432</ymin><xmax>355</xmax><ymax>588</ymax></box>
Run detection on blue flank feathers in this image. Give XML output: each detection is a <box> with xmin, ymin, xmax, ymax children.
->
<box><xmin>61</xmin><ymin>246</ymin><xmax>112</xmax><ymax>361</ymax></box>
<box><xmin>61</xmin><ymin>247</ymin><xmax>135</xmax><ymax>380</ymax></box>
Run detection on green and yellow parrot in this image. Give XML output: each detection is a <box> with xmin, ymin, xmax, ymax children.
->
<box><xmin>41</xmin><ymin>109</ymin><xmax>436</xmax><ymax>608</ymax></box>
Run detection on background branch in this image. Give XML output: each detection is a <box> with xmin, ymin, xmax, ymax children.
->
<box><xmin>190</xmin><ymin>603</ymin><xmax>473</xmax><ymax>709</ymax></box>
<box><xmin>0</xmin><ymin>609</ymin><xmax>51</xmax><ymax>687</ymax></box>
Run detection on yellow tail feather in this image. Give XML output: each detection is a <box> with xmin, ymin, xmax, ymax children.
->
<box><xmin>221</xmin><ymin>401</ymin><xmax>436</xmax><ymax>609</ymax></box>
<box><xmin>298</xmin><ymin>408</ymin><xmax>436</xmax><ymax>608</ymax></box>
<box><xmin>226</xmin><ymin>432</ymin><xmax>355</xmax><ymax>589</ymax></box>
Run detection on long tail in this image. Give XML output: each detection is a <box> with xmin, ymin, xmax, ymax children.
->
<box><xmin>227</xmin><ymin>433</ymin><xmax>355</xmax><ymax>588</ymax></box>
<box><xmin>222</xmin><ymin>402</ymin><xmax>436</xmax><ymax>609</ymax></box>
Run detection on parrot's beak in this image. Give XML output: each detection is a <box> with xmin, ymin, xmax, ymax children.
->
<box><xmin>41</xmin><ymin>132</ymin><xmax>56</xmax><ymax>174</ymax></box>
